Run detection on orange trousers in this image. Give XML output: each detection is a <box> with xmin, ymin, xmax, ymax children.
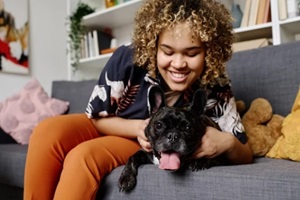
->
<box><xmin>24</xmin><ymin>114</ymin><xmax>140</xmax><ymax>200</ymax></box>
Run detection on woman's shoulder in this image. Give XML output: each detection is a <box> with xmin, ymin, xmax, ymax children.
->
<box><xmin>100</xmin><ymin>45</ymin><xmax>134</xmax><ymax>78</ymax></box>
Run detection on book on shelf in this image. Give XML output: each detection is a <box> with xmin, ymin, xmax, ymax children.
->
<box><xmin>232</xmin><ymin>38</ymin><xmax>272</xmax><ymax>52</ymax></box>
<box><xmin>240</xmin><ymin>0</ymin><xmax>251</xmax><ymax>27</ymax></box>
<box><xmin>88</xmin><ymin>31</ymin><xmax>96</xmax><ymax>57</ymax></box>
<box><xmin>80</xmin><ymin>36</ymin><xmax>86</xmax><ymax>59</ymax></box>
<box><xmin>248</xmin><ymin>0</ymin><xmax>260</xmax><ymax>26</ymax></box>
<box><xmin>100</xmin><ymin>48</ymin><xmax>117</xmax><ymax>54</ymax></box>
<box><xmin>279</xmin><ymin>0</ymin><xmax>288</xmax><ymax>20</ymax></box>
<box><xmin>256</xmin><ymin>0</ymin><xmax>266</xmax><ymax>24</ymax></box>
<box><xmin>80</xmin><ymin>29</ymin><xmax>114</xmax><ymax>59</ymax></box>
<box><xmin>256</xmin><ymin>0</ymin><xmax>271</xmax><ymax>24</ymax></box>
<box><xmin>84</xmin><ymin>33</ymin><xmax>89</xmax><ymax>58</ymax></box>
<box><xmin>95</xmin><ymin>29</ymin><xmax>113</xmax><ymax>55</ymax></box>
<box><xmin>240</xmin><ymin>0</ymin><xmax>271</xmax><ymax>28</ymax></box>
<box><xmin>262</xmin><ymin>0</ymin><xmax>271</xmax><ymax>24</ymax></box>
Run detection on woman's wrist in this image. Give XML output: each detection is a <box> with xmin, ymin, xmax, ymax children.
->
<box><xmin>223</xmin><ymin>132</ymin><xmax>253</xmax><ymax>164</ymax></box>
<box><xmin>223</xmin><ymin>132</ymin><xmax>235</xmax><ymax>156</ymax></box>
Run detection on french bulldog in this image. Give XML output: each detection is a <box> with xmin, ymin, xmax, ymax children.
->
<box><xmin>118</xmin><ymin>86</ymin><xmax>224</xmax><ymax>192</ymax></box>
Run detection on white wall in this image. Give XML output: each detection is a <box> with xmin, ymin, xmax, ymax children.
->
<box><xmin>0</xmin><ymin>0</ymin><xmax>68</xmax><ymax>100</ymax></box>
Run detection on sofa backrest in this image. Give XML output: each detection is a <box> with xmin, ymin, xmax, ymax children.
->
<box><xmin>227</xmin><ymin>41</ymin><xmax>300</xmax><ymax>117</ymax></box>
<box><xmin>52</xmin><ymin>42</ymin><xmax>300</xmax><ymax>116</ymax></box>
<box><xmin>51</xmin><ymin>79</ymin><xmax>97</xmax><ymax>114</ymax></box>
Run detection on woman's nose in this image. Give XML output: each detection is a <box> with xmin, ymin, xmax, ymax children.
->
<box><xmin>171</xmin><ymin>54</ymin><xmax>186</xmax><ymax>69</ymax></box>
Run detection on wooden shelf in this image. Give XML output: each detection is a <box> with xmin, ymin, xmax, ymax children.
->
<box><xmin>234</xmin><ymin>23</ymin><xmax>273</xmax><ymax>41</ymax></box>
<box><xmin>82</xmin><ymin>0</ymin><xmax>143</xmax><ymax>28</ymax></box>
<box><xmin>78</xmin><ymin>53</ymin><xmax>112</xmax><ymax>69</ymax></box>
<box><xmin>279</xmin><ymin>16</ymin><xmax>300</xmax><ymax>34</ymax></box>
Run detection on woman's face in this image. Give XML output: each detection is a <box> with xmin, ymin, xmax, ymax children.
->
<box><xmin>156</xmin><ymin>22</ymin><xmax>205</xmax><ymax>92</ymax></box>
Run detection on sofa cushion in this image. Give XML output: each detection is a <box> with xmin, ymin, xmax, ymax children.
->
<box><xmin>51</xmin><ymin>79</ymin><xmax>96</xmax><ymax>114</ymax></box>
<box><xmin>0</xmin><ymin>144</ymin><xmax>28</xmax><ymax>188</ymax></box>
<box><xmin>0</xmin><ymin>79</ymin><xmax>69</xmax><ymax>144</ymax></box>
<box><xmin>98</xmin><ymin>158</ymin><xmax>300</xmax><ymax>200</ymax></box>
<box><xmin>227</xmin><ymin>41</ymin><xmax>300</xmax><ymax>117</ymax></box>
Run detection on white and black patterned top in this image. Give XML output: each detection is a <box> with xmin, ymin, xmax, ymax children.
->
<box><xmin>85</xmin><ymin>45</ymin><xmax>247</xmax><ymax>144</ymax></box>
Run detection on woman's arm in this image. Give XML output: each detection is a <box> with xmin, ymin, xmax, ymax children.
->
<box><xmin>91</xmin><ymin>117</ymin><xmax>152</xmax><ymax>151</ymax></box>
<box><xmin>193</xmin><ymin>126</ymin><xmax>253</xmax><ymax>164</ymax></box>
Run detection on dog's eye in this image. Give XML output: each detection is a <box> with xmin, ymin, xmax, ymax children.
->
<box><xmin>185</xmin><ymin>125</ymin><xmax>191</xmax><ymax>131</ymax></box>
<box><xmin>154</xmin><ymin>122</ymin><xmax>163</xmax><ymax>130</ymax></box>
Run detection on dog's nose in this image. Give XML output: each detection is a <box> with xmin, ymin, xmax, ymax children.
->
<box><xmin>167</xmin><ymin>132</ymin><xmax>179</xmax><ymax>143</ymax></box>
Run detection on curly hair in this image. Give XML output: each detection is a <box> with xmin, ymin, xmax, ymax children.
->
<box><xmin>132</xmin><ymin>0</ymin><xmax>236</xmax><ymax>86</ymax></box>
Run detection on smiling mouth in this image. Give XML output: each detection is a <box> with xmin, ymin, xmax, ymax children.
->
<box><xmin>169</xmin><ymin>71</ymin><xmax>188</xmax><ymax>82</ymax></box>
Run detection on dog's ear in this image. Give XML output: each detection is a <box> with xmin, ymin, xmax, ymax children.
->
<box><xmin>148</xmin><ymin>85</ymin><xmax>166</xmax><ymax>115</ymax></box>
<box><xmin>189</xmin><ymin>89</ymin><xmax>207</xmax><ymax>116</ymax></box>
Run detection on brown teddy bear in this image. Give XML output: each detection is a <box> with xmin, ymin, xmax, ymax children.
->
<box><xmin>240</xmin><ymin>98</ymin><xmax>284</xmax><ymax>157</ymax></box>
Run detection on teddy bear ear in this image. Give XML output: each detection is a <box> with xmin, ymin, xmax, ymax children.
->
<box><xmin>147</xmin><ymin>85</ymin><xmax>166</xmax><ymax>115</ymax></box>
<box><xmin>189</xmin><ymin>88</ymin><xmax>207</xmax><ymax>116</ymax></box>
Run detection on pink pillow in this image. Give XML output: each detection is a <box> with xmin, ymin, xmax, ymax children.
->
<box><xmin>0</xmin><ymin>79</ymin><xmax>69</xmax><ymax>144</ymax></box>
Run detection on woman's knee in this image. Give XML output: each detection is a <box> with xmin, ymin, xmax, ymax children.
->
<box><xmin>64</xmin><ymin>136</ymin><xmax>140</xmax><ymax>174</ymax></box>
<box><xmin>28</xmin><ymin>114</ymin><xmax>98</xmax><ymax>159</ymax></box>
<box><xmin>30</xmin><ymin>114</ymin><xmax>95</xmax><ymax>144</ymax></box>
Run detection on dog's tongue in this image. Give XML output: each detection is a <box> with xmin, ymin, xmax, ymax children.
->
<box><xmin>159</xmin><ymin>152</ymin><xmax>180</xmax><ymax>170</ymax></box>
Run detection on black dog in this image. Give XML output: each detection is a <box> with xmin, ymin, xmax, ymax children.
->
<box><xmin>118</xmin><ymin>86</ymin><xmax>223</xmax><ymax>192</ymax></box>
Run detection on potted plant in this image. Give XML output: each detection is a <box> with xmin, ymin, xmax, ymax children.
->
<box><xmin>68</xmin><ymin>2</ymin><xmax>94</xmax><ymax>73</ymax></box>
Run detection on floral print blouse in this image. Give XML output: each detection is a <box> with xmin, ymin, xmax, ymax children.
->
<box><xmin>85</xmin><ymin>45</ymin><xmax>247</xmax><ymax>144</ymax></box>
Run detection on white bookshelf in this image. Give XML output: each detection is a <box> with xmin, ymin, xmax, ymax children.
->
<box><xmin>68</xmin><ymin>0</ymin><xmax>300</xmax><ymax>80</ymax></box>
<box><xmin>231</xmin><ymin>0</ymin><xmax>300</xmax><ymax>45</ymax></box>
<box><xmin>67</xmin><ymin>0</ymin><xmax>143</xmax><ymax>80</ymax></box>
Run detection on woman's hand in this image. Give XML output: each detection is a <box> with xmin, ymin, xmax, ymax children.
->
<box><xmin>193</xmin><ymin>126</ymin><xmax>253</xmax><ymax>164</ymax></box>
<box><xmin>193</xmin><ymin>126</ymin><xmax>233</xmax><ymax>159</ymax></box>
<box><xmin>136</xmin><ymin>118</ymin><xmax>152</xmax><ymax>152</ymax></box>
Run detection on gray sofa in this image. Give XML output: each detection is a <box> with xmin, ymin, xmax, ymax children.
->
<box><xmin>1</xmin><ymin>41</ymin><xmax>300</xmax><ymax>199</ymax></box>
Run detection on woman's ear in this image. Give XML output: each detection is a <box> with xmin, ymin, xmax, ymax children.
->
<box><xmin>147</xmin><ymin>85</ymin><xmax>166</xmax><ymax>115</ymax></box>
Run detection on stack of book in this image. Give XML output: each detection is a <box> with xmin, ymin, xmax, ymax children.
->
<box><xmin>80</xmin><ymin>28</ymin><xmax>115</xmax><ymax>59</ymax></box>
<box><xmin>239</xmin><ymin>0</ymin><xmax>271</xmax><ymax>28</ymax></box>
<box><xmin>232</xmin><ymin>38</ymin><xmax>272</xmax><ymax>52</ymax></box>
<box><xmin>278</xmin><ymin>0</ymin><xmax>300</xmax><ymax>20</ymax></box>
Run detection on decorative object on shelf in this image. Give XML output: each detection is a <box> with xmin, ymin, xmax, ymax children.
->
<box><xmin>0</xmin><ymin>0</ymin><xmax>29</xmax><ymax>75</ymax></box>
<box><xmin>231</xmin><ymin>1</ymin><xmax>243</xmax><ymax>28</ymax></box>
<box><xmin>105</xmin><ymin>0</ymin><xmax>116</xmax><ymax>8</ymax></box>
<box><xmin>67</xmin><ymin>2</ymin><xmax>94</xmax><ymax>73</ymax></box>
<box><xmin>286</xmin><ymin>0</ymin><xmax>300</xmax><ymax>18</ymax></box>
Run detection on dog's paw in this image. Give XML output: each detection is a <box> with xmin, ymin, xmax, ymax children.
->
<box><xmin>189</xmin><ymin>158</ymin><xmax>213</xmax><ymax>171</ymax></box>
<box><xmin>118</xmin><ymin>174</ymin><xmax>137</xmax><ymax>192</ymax></box>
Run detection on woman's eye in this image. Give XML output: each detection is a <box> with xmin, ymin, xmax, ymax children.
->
<box><xmin>164</xmin><ymin>51</ymin><xmax>173</xmax><ymax>56</ymax></box>
<box><xmin>186</xmin><ymin>52</ymin><xmax>199</xmax><ymax>57</ymax></box>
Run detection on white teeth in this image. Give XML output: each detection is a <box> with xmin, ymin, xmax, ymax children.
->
<box><xmin>171</xmin><ymin>72</ymin><xmax>186</xmax><ymax>78</ymax></box>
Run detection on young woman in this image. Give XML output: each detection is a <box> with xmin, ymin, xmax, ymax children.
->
<box><xmin>24</xmin><ymin>0</ymin><xmax>253</xmax><ymax>199</ymax></box>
